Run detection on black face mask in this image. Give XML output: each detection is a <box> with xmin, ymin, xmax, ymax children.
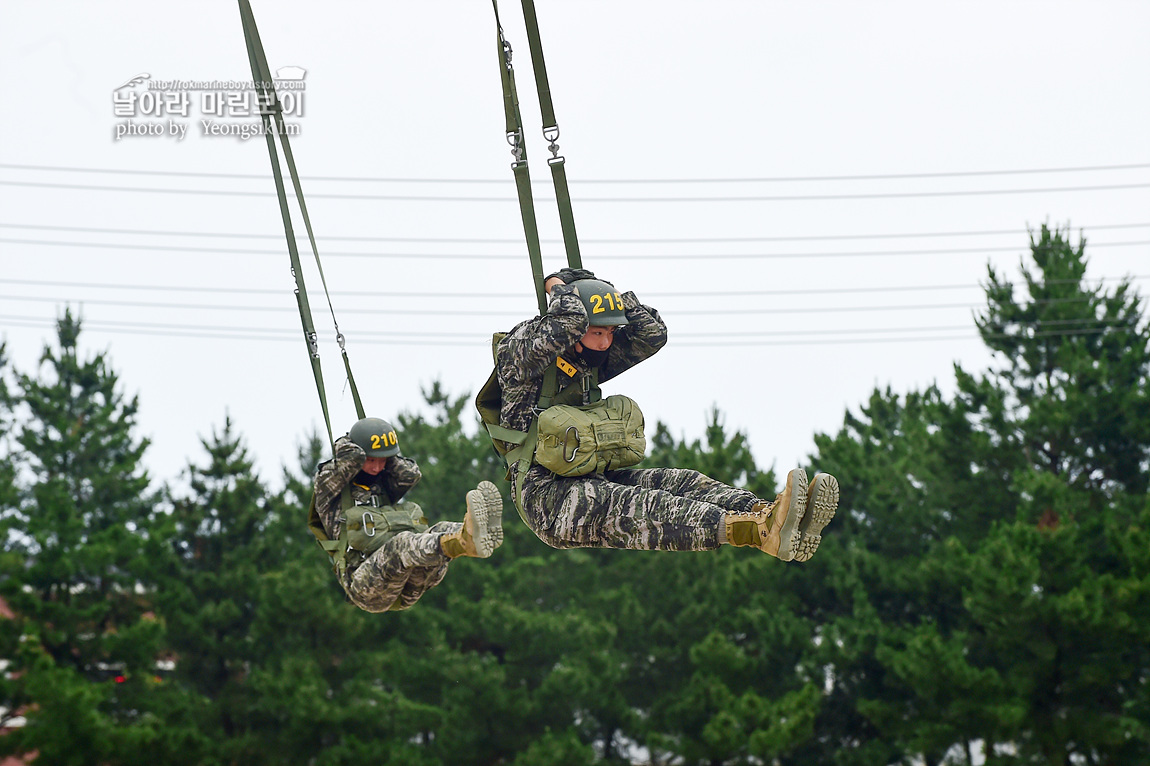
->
<box><xmin>353</xmin><ymin>469</ymin><xmax>381</xmax><ymax>486</ymax></box>
<box><xmin>576</xmin><ymin>345</ymin><xmax>609</xmax><ymax>368</ymax></box>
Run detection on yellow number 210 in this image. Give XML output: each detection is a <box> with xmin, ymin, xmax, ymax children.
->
<box><xmin>370</xmin><ymin>432</ymin><xmax>397</xmax><ymax>449</ymax></box>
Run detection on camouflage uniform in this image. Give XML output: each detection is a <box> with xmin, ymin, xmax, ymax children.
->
<box><xmin>313</xmin><ymin>435</ymin><xmax>462</xmax><ymax>612</ymax></box>
<box><xmin>497</xmin><ymin>283</ymin><xmax>766</xmax><ymax>551</ymax></box>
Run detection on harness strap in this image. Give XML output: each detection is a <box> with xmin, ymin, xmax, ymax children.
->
<box><xmin>492</xmin><ymin>0</ymin><xmax>548</xmax><ymax>316</ymax></box>
<box><xmin>322</xmin><ymin>484</ymin><xmax>355</xmax><ymax>581</ymax></box>
<box><xmin>486</xmin><ymin>2</ymin><xmax>604</xmax><ymax>519</ymax></box>
<box><xmin>237</xmin><ymin>0</ymin><xmax>366</xmax><ymax>448</ymax></box>
<box><xmin>519</xmin><ymin>0</ymin><xmax>582</xmax><ymax>269</ymax></box>
<box><xmin>485</xmin><ymin>422</ymin><xmax>529</xmax><ymax>446</ymax></box>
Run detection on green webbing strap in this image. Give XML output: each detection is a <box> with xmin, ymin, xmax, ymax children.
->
<box><xmin>237</xmin><ymin>0</ymin><xmax>367</xmax><ymax>447</ymax></box>
<box><xmin>332</xmin><ymin>485</ymin><xmax>355</xmax><ymax>581</ymax></box>
<box><xmin>506</xmin><ymin>416</ymin><xmax>540</xmax><ymax>524</ymax></box>
<box><xmin>314</xmin><ymin>484</ymin><xmax>355</xmax><ymax>580</ymax></box>
<box><xmin>493</xmin><ymin>0</ymin><xmax>548</xmax><ymax>316</ymax></box>
<box><xmin>485</xmin><ymin>422</ymin><xmax>529</xmax><ymax>446</ymax></box>
<box><xmin>519</xmin><ymin>0</ymin><xmax>582</xmax><ymax>270</ymax></box>
<box><xmin>536</xmin><ymin>360</ymin><xmax>560</xmax><ymax>409</ymax></box>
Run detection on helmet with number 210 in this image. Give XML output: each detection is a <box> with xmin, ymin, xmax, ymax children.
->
<box><xmin>349</xmin><ymin>417</ymin><xmax>401</xmax><ymax>457</ymax></box>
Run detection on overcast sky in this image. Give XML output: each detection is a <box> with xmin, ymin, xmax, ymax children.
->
<box><xmin>2</xmin><ymin>1</ymin><xmax>1148</xmax><ymax>490</ymax></box>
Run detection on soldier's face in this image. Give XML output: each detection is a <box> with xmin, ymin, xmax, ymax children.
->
<box><xmin>362</xmin><ymin>456</ymin><xmax>389</xmax><ymax>475</ymax></box>
<box><xmin>577</xmin><ymin>326</ymin><xmax>615</xmax><ymax>352</ymax></box>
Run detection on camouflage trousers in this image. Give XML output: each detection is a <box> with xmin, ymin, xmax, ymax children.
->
<box><xmin>519</xmin><ymin>465</ymin><xmax>764</xmax><ymax>551</ymax></box>
<box><xmin>343</xmin><ymin>521</ymin><xmax>461</xmax><ymax>613</ymax></box>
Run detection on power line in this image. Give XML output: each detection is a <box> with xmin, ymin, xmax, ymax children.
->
<box><xmin>4</xmin><ymin>274</ymin><xmax>1147</xmax><ymax>300</ymax></box>
<box><xmin>3</xmin><ymin>178</ymin><xmax>1149</xmax><ymax>202</ymax></box>
<box><xmin>2</xmin><ymin>236</ymin><xmax>1146</xmax><ymax>261</ymax></box>
<box><xmin>3</xmin><ymin>220</ymin><xmax>1147</xmax><ymax>245</ymax></box>
<box><xmin>1</xmin><ymin>312</ymin><xmax>1136</xmax><ymax>348</ymax></box>
<box><xmin>0</xmin><ymin>294</ymin><xmax>1136</xmax><ymax>320</ymax></box>
<box><xmin>3</xmin><ymin>161</ymin><xmax>1149</xmax><ymax>184</ymax></box>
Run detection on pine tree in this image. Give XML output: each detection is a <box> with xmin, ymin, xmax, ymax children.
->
<box><xmin>950</xmin><ymin>225</ymin><xmax>1150</xmax><ymax>764</ymax></box>
<box><xmin>0</xmin><ymin>311</ymin><xmax>165</xmax><ymax>764</ymax></box>
<box><xmin>809</xmin><ymin>226</ymin><xmax>1150</xmax><ymax>765</ymax></box>
<box><xmin>976</xmin><ymin>224</ymin><xmax>1150</xmax><ymax>496</ymax></box>
<box><xmin>147</xmin><ymin>416</ymin><xmax>291</xmax><ymax>764</ymax></box>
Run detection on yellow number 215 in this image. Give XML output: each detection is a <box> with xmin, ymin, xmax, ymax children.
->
<box><xmin>588</xmin><ymin>292</ymin><xmax>624</xmax><ymax>314</ymax></box>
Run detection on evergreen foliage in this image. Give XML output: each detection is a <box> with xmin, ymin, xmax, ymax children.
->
<box><xmin>0</xmin><ymin>226</ymin><xmax>1146</xmax><ymax>764</ymax></box>
<box><xmin>0</xmin><ymin>310</ymin><xmax>163</xmax><ymax>762</ymax></box>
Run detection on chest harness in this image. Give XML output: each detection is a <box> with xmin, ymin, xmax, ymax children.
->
<box><xmin>307</xmin><ymin>475</ymin><xmax>429</xmax><ymax>585</ymax></box>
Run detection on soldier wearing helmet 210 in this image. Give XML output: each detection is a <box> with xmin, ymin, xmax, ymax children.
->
<box><xmin>311</xmin><ymin>417</ymin><xmax>503</xmax><ymax>612</ymax></box>
<box><xmin>490</xmin><ymin>267</ymin><xmax>839</xmax><ymax>561</ymax></box>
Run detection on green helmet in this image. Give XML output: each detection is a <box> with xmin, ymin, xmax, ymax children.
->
<box><xmin>348</xmin><ymin>417</ymin><xmax>401</xmax><ymax>457</ymax></box>
<box><xmin>570</xmin><ymin>279</ymin><xmax>629</xmax><ymax>327</ymax></box>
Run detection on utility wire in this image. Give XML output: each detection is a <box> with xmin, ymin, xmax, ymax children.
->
<box><xmin>2</xmin><ymin>220</ymin><xmax>1147</xmax><ymax>245</ymax></box>
<box><xmin>3</xmin><ymin>161</ymin><xmax>1149</xmax><ymax>184</ymax></box>
<box><xmin>0</xmin><ymin>293</ymin><xmax>1135</xmax><ymax>318</ymax></box>
<box><xmin>3</xmin><ymin>178</ymin><xmax>1149</xmax><ymax>202</ymax></box>
<box><xmin>2</xmin><ymin>236</ymin><xmax>1146</xmax><ymax>261</ymax></box>
<box><xmin>2</xmin><ymin>313</ymin><xmax>1137</xmax><ymax>348</ymax></box>
<box><xmin>7</xmin><ymin>274</ymin><xmax>1146</xmax><ymax>299</ymax></box>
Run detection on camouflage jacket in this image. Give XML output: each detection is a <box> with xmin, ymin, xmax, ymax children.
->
<box><xmin>495</xmin><ymin>283</ymin><xmax>668</xmax><ymax>450</ymax></box>
<box><xmin>312</xmin><ymin>435</ymin><xmax>422</xmax><ymax>541</ymax></box>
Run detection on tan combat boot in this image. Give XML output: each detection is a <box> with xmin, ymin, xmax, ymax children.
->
<box><xmin>725</xmin><ymin>468</ymin><xmax>808</xmax><ymax>561</ymax></box>
<box><xmin>793</xmin><ymin>473</ymin><xmax>839</xmax><ymax>562</ymax></box>
<box><xmin>441</xmin><ymin>481</ymin><xmax>504</xmax><ymax>559</ymax></box>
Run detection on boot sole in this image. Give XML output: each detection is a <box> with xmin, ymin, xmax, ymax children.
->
<box><xmin>775</xmin><ymin>468</ymin><xmax>809</xmax><ymax>562</ymax></box>
<box><xmin>793</xmin><ymin>473</ymin><xmax>838</xmax><ymax>562</ymax></box>
<box><xmin>466</xmin><ymin>481</ymin><xmax>504</xmax><ymax>558</ymax></box>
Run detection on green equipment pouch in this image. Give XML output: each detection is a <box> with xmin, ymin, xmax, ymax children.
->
<box><xmin>340</xmin><ymin>501</ymin><xmax>429</xmax><ymax>556</ymax></box>
<box><xmin>534</xmin><ymin>394</ymin><xmax>646</xmax><ymax>476</ymax></box>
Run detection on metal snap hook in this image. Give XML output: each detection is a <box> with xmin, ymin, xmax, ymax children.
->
<box><xmin>563</xmin><ymin>426</ymin><xmax>579</xmax><ymax>463</ymax></box>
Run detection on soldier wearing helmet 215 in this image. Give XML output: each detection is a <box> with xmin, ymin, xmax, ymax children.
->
<box><xmin>311</xmin><ymin>417</ymin><xmax>503</xmax><ymax>612</ymax></box>
<box><xmin>489</xmin><ymin>268</ymin><xmax>839</xmax><ymax>562</ymax></box>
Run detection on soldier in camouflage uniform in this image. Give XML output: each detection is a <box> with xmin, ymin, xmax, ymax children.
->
<box><xmin>495</xmin><ymin>268</ymin><xmax>839</xmax><ymax>562</ymax></box>
<box><xmin>313</xmin><ymin>417</ymin><xmax>503</xmax><ymax>612</ymax></box>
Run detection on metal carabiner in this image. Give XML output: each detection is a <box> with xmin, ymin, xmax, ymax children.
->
<box><xmin>362</xmin><ymin>511</ymin><xmax>376</xmax><ymax>537</ymax></box>
<box><xmin>506</xmin><ymin>129</ymin><xmax>525</xmax><ymax>163</ymax></box>
<box><xmin>562</xmin><ymin>426</ymin><xmax>579</xmax><ymax>463</ymax></box>
<box><xmin>544</xmin><ymin>127</ymin><xmax>562</xmax><ymax>160</ymax></box>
